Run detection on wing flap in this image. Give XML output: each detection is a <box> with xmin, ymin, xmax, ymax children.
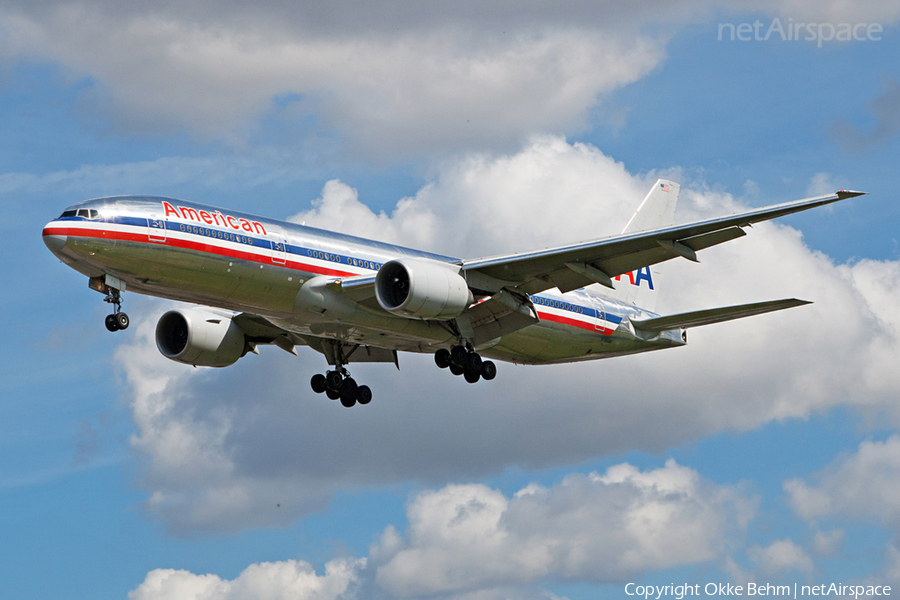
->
<box><xmin>680</xmin><ymin>226</ymin><xmax>747</xmax><ymax>252</ymax></box>
<box><xmin>631</xmin><ymin>298</ymin><xmax>811</xmax><ymax>333</ymax></box>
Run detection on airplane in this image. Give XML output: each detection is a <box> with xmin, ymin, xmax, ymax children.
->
<box><xmin>42</xmin><ymin>180</ymin><xmax>865</xmax><ymax>407</ymax></box>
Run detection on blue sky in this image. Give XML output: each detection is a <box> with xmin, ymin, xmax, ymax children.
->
<box><xmin>3</xmin><ymin>2</ymin><xmax>900</xmax><ymax>599</ymax></box>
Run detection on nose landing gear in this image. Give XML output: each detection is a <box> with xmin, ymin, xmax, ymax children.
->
<box><xmin>435</xmin><ymin>344</ymin><xmax>496</xmax><ymax>383</ymax></box>
<box><xmin>102</xmin><ymin>287</ymin><xmax>130</xmax><ymax>332</ymax></box>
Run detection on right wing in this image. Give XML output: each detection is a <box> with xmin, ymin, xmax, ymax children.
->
<box><xmin>462</xmin><ymin>190</ymin><xmax>866</xmax><ymax>296</ymax></box>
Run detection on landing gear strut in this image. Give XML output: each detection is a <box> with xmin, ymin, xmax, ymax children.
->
<box><xmin>435</xmin><ymin>344</ymin><xmax>496</xmax><ymax>383</ymax></box>
<box><xmin>103</xmin><ymin>288</ymin><xmax>129</xmax><ymax>332</ymax></box>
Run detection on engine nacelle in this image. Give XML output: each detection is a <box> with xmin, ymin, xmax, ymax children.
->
<box><xmin>155</xmin><ymin>308</ymin><xmax>246</xmax><ymax>367</ymax></box>
<box><xmin>375</xmin><ymin>258</ymin><xmax>472</xmax><ymax>320</ymax></box>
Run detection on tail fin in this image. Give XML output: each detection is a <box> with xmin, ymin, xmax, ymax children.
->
<box><xmin>622</xmin><ymin>179</ymin><xmax>680</xmax><ymax>234</ymax></box>
<box><xmin>601</xmin><ymin>179</ymin><xmax>680</xmax><ymax>312</ymax></box>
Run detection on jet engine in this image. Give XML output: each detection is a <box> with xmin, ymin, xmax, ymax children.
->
<box><xmin>375</xmin><ymin>258</ymin><xmax>472</xmax><ymax>320</ymax></box>
<box><xmin>155</xmin><ymin>308</ymin><xmax>247</xmax><ymax>367</ymax></box>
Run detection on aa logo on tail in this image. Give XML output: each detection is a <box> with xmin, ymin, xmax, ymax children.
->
<box><xmin>614</xmin><ymin>266</ymin><xmax>654</xmax><ymax>289</ymax></box>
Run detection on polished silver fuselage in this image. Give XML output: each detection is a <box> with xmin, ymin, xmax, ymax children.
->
<box><xmin>43</xmin><ymin>196</ymin><xmax>684</xmax><ymax>365</ymax></box>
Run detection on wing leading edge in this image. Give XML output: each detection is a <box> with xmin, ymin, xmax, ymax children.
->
<box><xmin>462</xmin><ymin>190</ymin><xmax>866</xmax><ymax>297</ymax></box>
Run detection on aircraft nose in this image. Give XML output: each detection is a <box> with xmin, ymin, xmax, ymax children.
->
<box><xmin>42</xmin><ymin>227</ymin><xmax>67</xmax><ymax>254</ymax></box>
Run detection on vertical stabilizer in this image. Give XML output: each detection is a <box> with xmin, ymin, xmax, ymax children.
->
<box><xmin>601</xmin><ymin>179</ymin><xmax>680</xmax><ymax>312</ymax></box>
<box><xmin>622</xmin><ymin>179</ymin><xmax>680</xmax><ymax>234</ymax></box>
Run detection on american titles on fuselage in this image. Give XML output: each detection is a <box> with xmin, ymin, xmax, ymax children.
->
<box><xmin>162</xmin><ymin>200</ymin><xmax>267</xmax><ymax>236</ymax></box>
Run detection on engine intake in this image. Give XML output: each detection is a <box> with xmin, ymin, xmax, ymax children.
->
<box><xmin>375</xmin><ymin>258</ymin><xmax>472</xmax><ymax>320</ymax></box>
<box><xmin>156</xmin><ymin>309</ymin><xmax>247</xmax><ymax>367</ymax></box>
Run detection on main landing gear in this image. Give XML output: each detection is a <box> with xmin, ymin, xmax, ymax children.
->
<box><xmin>310</xmin><ymin>369</ymin><xmax>372</xmax><ymax>408</ymax></box>
<box><xmin>103</xmin><ymin>288</ymin><xmax>130</xmax><ymax>332</ymax></box>
<box><xmin>434</xmin><ymin>344</ymin><xmax>496</xmax><ymax>384</ymax></box>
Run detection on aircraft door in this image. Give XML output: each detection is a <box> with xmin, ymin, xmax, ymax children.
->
<box><xmin>147</xmin><ymin>216</ymin><xmax>167</xmax><ymax>243</ymax></box>
<box><xmin>270</xmin><ymin>228</ymin><xmax>287</xmax><ymax>265</ymax></box>
<box><xmin>591</xmin><ymin>296</ymin><xmax>607</xmax><ymax>332</ymax></box>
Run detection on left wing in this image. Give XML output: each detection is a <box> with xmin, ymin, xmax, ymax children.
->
<box><xmin>461</xmin><ymin>190</ymin><xmax>866</xmax><ymax>296</ymax></box>
<box><xmin>630</xmin><ymin>298</ymin><xmax>811</xmax><ymax>333</ymax></box>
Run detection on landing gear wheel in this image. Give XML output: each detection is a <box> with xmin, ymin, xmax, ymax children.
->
<box><xmin>450</xmin><ymin>345</ymin><xmax>468</xmax><ymax>368</ymax></box>
<box><xmin>434</xmin><ymin>348</ymin><xmax>451</xmax><ymax>369</ymax></box>
<box><xmin>325</xmin><ymin>370</ymin><xmax>343</xmax><ymax>391</ymax></box>
<box><xmin>449</xmin><ymin>363</ymin><xmax>464</xmax><ymax>376</ymax></box>
<box><xmin>340</xmin><ymin>394</ymin><xmax>357</xmax><ymax>408</ymax></box>
<box><xmin>340</xmin><ymin>377</ymin><xmax>358</xmax><ymax>403</ymax></box>
<box><xmin>326</xmin><ymin>388</ymin><xmax>341</xmax><ymax>400</ymax></box>
<box><xmin>356</xmin><ymin>385</ymin><xmax>372</xmax><ymax>405</ymax></box>
<box><xmin>466</xmin><ymin>352</ymin><xmax>482</xmax><ymax>373</ymax></box>
<box><xmin>480</xmin><ymin>360</ymin><xmax>497</xmax><ymax>380</ymax></box>
<box><xmin>115</xmin><ymin>312</ymin><xmax>130</xmax><ymax>330</ymax></box>
<box><xmin>464</xmin><ymin>369</ymin><xmax>481</xmax><ymax>384</ymax></box>
<box><xmin>310</xmin><ymin>374</ymin><xmax>327</xmax><ymax>394</ymax></box>
<box><xmin>105</xmin><ymin>314</ymin><xmax>119</xmax><ymax>332</ymax></box>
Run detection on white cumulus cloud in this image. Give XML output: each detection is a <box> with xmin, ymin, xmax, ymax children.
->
<box><xmin>746</xmin><ymin>539</ymin><xmax>814</xmax><ymax>575</ymax></box>
<box><xmin>6</xmin><ymin>1</ymin><xmax>895</xmax><ymax>159</ymax></box>
<box><xmin>129</xmin><ymin>557</ymin><xmax>363</xmax><ymax>600</ymax></box>
<box><xmin>0</xmin><ymin>2</ymin><xmax>671</xmax><ymax>159</ymax></box>
<box><xmin>785</xmin><ymin>435</ymin><xmax>900</xmax><ymax>528</ymax></box>
<box><xmin>372</xmin><ymin>460</ymin><xmax>752</xmax><ymax>597</ymax></box>
<box><xmin>129</xmin><ymin>462</ymin><xmax>750</xmax><ymax>598</ymax></box>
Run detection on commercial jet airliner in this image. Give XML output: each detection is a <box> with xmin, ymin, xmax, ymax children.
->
<box><xmin>42</xmin><ymin>181</ymin><xmax>864</xmax><ymax>407</ymax></box>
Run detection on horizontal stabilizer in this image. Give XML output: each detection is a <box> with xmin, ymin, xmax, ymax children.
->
<box><xmin>631</xmin><ymin>298</ymin><xmax>811</xmax><ymax>332</ymax></box>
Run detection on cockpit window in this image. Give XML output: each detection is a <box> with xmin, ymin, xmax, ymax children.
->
<box><xmin>61</xmin><ymin>208</ymin><xmax>101</xmax><ymax>219</ymax></box>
